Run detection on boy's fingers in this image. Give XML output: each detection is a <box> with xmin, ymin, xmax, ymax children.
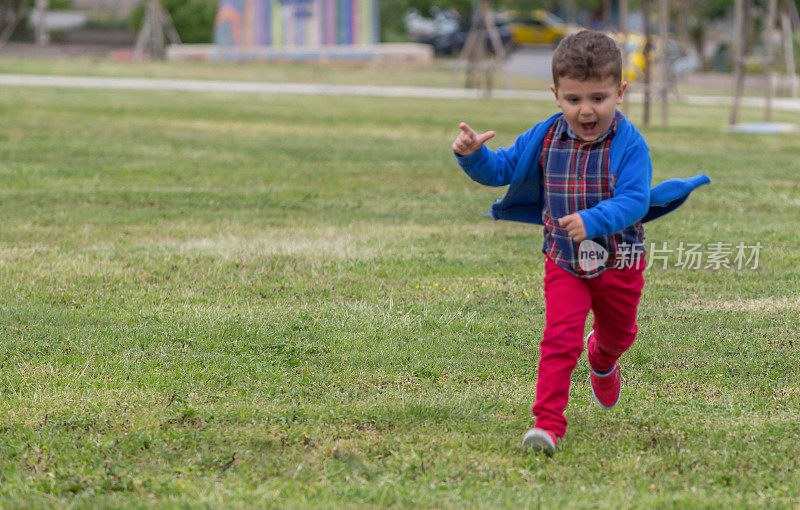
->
<box><xmin>558</xmin><ymin>214</ymin><xmax>587</xmax><ymax>241</ymax></box>
<box><xmin>558</xmin><ymin>215</ymin><xmax>576</xmax><ymax>228</ymax></box>
<box><xmin>459</xmin><ymin>123</ymin><xmax>479</xmax><ymax>139</ymax></box>
<box><xmin>454</xmin><ymin>124</ymin><xmax>493</xmax><ymax>155</ymax></box>
<box><xmin>453</xmin><ymin>139</ymin><xmax>471</xmax><ymax>154</ymax></box>
<box><xmin>476</xmin><ymin>131</ymin><xmax>495</xmax><ymax>144</ymax></box>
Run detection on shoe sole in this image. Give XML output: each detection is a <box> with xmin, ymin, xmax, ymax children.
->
<box><xmin>521</xmin><ymin>430</ymin><xmax>555</xmax><ymax>456</ymax></box>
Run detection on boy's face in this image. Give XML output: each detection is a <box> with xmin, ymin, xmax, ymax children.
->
<box><xmin>550</xmin><ymin>76</ymin><xmax>627</xmax><ymax>142</ymax></box>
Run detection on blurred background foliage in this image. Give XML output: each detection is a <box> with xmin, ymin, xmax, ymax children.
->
<box><xmin>1</xmin><ymin>0</ymin><xmax>798</xmax><ymax>58</ymax></box>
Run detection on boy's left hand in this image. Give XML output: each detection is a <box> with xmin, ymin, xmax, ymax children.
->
<box><xmin>558</xmin><ymin>214</ymin><xmax>587</xmax><ymax>242</ymax></box>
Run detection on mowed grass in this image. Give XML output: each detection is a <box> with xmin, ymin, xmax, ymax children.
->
<box><xmin>0</xmin><ymin>84</ymin><xmax>799</xmax><ymax>509</ymax></box>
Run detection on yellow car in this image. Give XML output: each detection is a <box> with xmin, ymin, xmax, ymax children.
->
<box><xmin>610</xmin><ymin>33</ymin><xmax>649</xmax><ymax>83</ymax></box>
<box><xmin>503</xmin><ymin>10</ymin><xmax>567</xmax><ymax>46</ymax></box>
<box><xmin>611</xmin><ymin>33</ymin><xmax>699</xmax><ymax>84</ymax></box>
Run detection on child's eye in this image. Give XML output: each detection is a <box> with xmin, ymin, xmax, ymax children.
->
<box><xmin>569</xmin><ymin>98</ymin><xmax>579</xmax><ymax>103</ymax></box>
<box><xmin>593</xmin><ymin>96</ymin><xmax>605</xmax><ymax>102</ymax></box>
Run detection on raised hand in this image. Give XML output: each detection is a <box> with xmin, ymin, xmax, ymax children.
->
<box><xmin>452</xmin><ymin>122</ymin><xmax>496</xmax><ymax>156</ymax></box>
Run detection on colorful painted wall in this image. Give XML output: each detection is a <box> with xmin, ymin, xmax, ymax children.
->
<box><xmin>215</xmin><ymin>0</ymin><xmax>379</xmax><ymax>48</ymax></box>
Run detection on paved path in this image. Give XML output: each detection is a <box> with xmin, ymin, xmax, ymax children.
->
<box><xmin>0</xmin><ymin>73</ymin><xmax>552</xmax><ymax>100</ymax></box>
<box><xmin>2</xmin><ymin>73</ymin><xmax>800</xmax><ymax>112</ymax></box>
<box><xmin>506</xmin><ymin>46</ymin><xmax>554</xmax><ymax>79</ymax></box>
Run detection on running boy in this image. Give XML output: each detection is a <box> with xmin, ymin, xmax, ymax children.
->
<box><xmin>452</xmin><ymin>30</ymin><xmax>708</xmax><ymax>455</ymax></box>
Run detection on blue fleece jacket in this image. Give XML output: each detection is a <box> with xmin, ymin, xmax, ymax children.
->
<box><xmin>455</xmin><ymin>112</ymin><xmax>710</xmax><ymax>240</ymax></box>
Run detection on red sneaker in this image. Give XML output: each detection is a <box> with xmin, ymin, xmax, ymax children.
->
<box><xmin>590</xmin><ymin>364</ymin><xmax>621</xmax><ymax>410</ymax></box>
<box><xmin>521</xmin><ymin>428</ymin><xmax>558</xmax><ymax>456</ymax></box>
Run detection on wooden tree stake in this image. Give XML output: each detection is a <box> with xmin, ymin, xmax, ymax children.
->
<box><xmin>134</xmin><ymin>0</ymin><xmax>181</xmax><ymax>60</ymax></box>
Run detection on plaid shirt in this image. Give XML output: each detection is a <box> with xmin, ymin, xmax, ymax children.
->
<box><xmin>540</xmin><ymin>112</ymin><xmax>644</xmax><ymax>278</ymax></box>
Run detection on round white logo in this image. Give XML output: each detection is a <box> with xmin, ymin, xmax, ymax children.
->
<box><xmin>578</xmin><ymin>240</ymin><xmax>608</xmax><ymax>272</ymax></box>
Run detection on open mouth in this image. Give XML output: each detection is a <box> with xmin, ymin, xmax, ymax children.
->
<box><xmin>581</xmin><ymin>121</ymin><xmax>597</xmax><ymax>133</ymax></box>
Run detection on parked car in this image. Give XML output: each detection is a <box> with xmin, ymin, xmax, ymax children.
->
<box><xmin>404</xmin><ymin>7</ymin><xmax>512</xmax><ymax>56</ymax></box>
<box><xmin>611</xmin><ymin>32</ymin><xmax>700</xmax><ymax>84</ymax></box>
<box><xmin>501</xmin><ymin>9</ymin><xmax>570</xmax><ymax>46</ymax></box>
<box><xmin>611</xmin><ymin>33</ymin><xmax>648</xmax><ymax>83</ymax></box>
<box><xmin>403</xmin><ymin>7</ymin><xmax>461</xmax><ymax>55</ymax></box>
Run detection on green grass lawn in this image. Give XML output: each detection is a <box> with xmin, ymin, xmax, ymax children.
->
<box><xmin>0</xmin><ymin>83</ymin><xmax>799</xmax><ymax>508</ymax></box>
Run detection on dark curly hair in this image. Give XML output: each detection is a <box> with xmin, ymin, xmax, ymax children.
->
<box><xmin>551</xmin><ymin>30</ymin><xmax>622</xmax><ymax>87</ymax></box>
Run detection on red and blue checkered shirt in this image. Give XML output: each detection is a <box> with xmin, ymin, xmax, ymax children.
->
<box><xmin>540</xmin><ymin>111</ymin><xmax>645</xmax><ymax>278</ymax></box>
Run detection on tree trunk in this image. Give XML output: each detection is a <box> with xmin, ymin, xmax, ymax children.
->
<box><xmin>781</xmin><ymin>6</ymin><xmax>797</xmax><ymax>97</ymax></box>
<box><xmin>764</xmin><ymin>0</ymin><xmax>777</xmax><ymax>121</ymax></box>
<box><xmin>34</xmin><ymin>0</ymin><xmax>50</xmax><ymax>46</ymax></box>
<box><xmin>0</xmin><ymin>2</ymin><xmax>27</xmax><ymax>50</ymax></box>
<box><xmin>563</xmin><ymin>0</ymin><xmax>577</xmax><ymax>24</ymax></box>
<box><xmin>730</xmin><ymin>0</ymin><xmax>747</xmax><ymax>125</ymax></box>
<box><xmin>659</xmin><ymin>0</ymin><xmax>669</xmax><ymax>126</ymax></box>
<box><xmin>620</xmin><ymin>0</ymin><xmax>629</xmax><ymax>116</ymax></box>
<box><xmin>642</xmin><ymin>0</ymin><xmax>652</xmax><ymax>126</ymax></box>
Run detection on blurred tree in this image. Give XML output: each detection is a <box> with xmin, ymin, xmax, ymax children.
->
<box><xmin>671</xmin><ymin>0</ymin><xmax>731</xmax><ymax>70</ymax></box>
<box><xmin>0</xmin><ymin>0</ymin><xmax>29</xmax><ymax>47</ymax></box>
<box><xmin>0</xmin><ymin>0</ymin><xmax>29</xmax><ymax>11</ymax></box>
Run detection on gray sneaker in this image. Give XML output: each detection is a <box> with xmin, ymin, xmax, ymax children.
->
<box><xmin>521</xmin><ymin>428</ymin><xmax>557</xmax><ymax>456</ymax></box>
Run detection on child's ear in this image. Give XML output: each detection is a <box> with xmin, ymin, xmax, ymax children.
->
<box><xmin>616</xmin><ymin>81</ymin><xmax>628</xmax><ymax>104</ymax></box>
<box><xmin>550</xmin><ymin>84</ymin><xmax>560</xmax><ymax>106</ymax></box>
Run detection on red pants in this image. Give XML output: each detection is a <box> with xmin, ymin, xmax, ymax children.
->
<box><xmin>532</xmin><ymin>257</ymin><xmax>645</xmax><ymax>438</ymax></box>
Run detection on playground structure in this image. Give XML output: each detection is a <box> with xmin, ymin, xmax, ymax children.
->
<box><xmin>167</xmin><ymin>0</ymin><xmax>431</xmax><ymax>64</ymax></box>
<box><xmin>215</xmin><ymin>0</ymin><xmax>378</xmax><ymax>49</ymax></box>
